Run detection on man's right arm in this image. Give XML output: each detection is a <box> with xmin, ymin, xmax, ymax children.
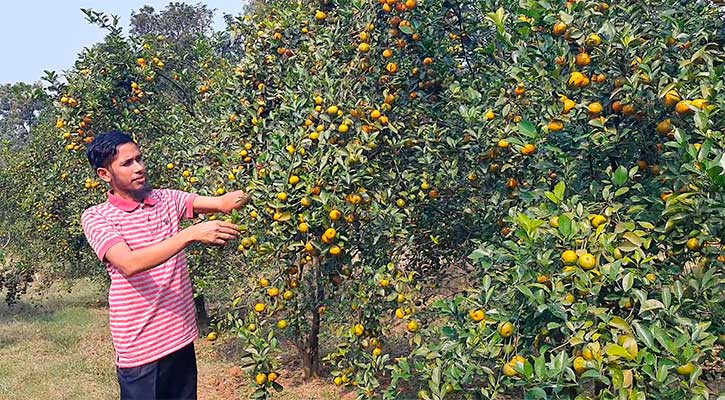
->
<box><xmin>105</xmin><ymin>220</ymin><xmax>240</xmax><ymax>277</ymax></box>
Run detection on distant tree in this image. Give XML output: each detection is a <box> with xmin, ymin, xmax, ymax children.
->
<box><xmin>130</xmin><ymin>2</ymin><xmax>215</xmax><ymax>51</ymax></box>
<box><xmin>0</xmin><ymin>82</ymin><xmax>51</xmax><ymax>147</ymax></box>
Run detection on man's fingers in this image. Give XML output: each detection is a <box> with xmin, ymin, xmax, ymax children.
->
<box><xmin>216</xmin><ymin>221</ymin><xmax>240</xmax><ymax>230</ymax></box>
<box><xmin>215</xmin><ymin>233</ymin><xmax>237</xmax><ymax>241</ymax></box>
<box><xmin>217</xmin><ymin>227</ymin><xmax>241</xmax><ymax>236</ymax></box>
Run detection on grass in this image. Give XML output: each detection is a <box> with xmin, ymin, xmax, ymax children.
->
<box><xmin>0</xmin><ymin>279</ymin><xmax>117</xmax><ymax>400</ymax></box>
<box><xmin>0</xmin><ymin>279</ymin><xmax>349</xmax><ymax>400</ymax></box>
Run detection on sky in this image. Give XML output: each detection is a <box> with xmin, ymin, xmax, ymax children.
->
<box><xmin>0</xmin><ymin>0</ymin><xmax>248</xmax><ymax>85</ymax></box>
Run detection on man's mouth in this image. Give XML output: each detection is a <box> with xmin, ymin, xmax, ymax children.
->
<box><xmin>133</xmin><ymin>176</ymin><xmax>146</xmax><ymax>184</ymax></box>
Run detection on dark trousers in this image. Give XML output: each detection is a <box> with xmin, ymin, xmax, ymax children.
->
<box><xmin>116</xmin><ymin>342</ymin><xmax>197</xmax><ymax>400</ymax></box>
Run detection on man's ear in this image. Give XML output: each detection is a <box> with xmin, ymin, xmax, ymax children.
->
<box><xmin>97</xmin><ymin>167</ymin><xmax>112</xmax><ymax>183</ymax></box>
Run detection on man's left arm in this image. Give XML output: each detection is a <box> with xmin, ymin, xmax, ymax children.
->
<box><xmin>193</xmin><ymin>190</ymin><xmax>251</xmax><ymax>215</ymax></box>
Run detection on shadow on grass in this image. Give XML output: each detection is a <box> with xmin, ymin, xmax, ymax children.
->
<box><xmin>0</xmin><ymin>279</ymin><xmax>108</xmax><ymax>324</ymax></box>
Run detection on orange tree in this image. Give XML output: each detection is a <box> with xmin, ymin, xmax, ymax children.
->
<box><xmin>0</xmin><ymin>0</ymin><xmax>723</xmax><ymax>399</ymax></box>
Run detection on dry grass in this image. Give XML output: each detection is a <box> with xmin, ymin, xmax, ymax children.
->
<box><xmin>0</xmin><ymin>279</ymin><xmax>351</xmax><ymax>400</ymax></box>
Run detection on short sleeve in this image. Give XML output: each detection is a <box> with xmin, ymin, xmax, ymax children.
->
<box><xmin>164</xmin><ymin>189</ymin><xmax>198</xmax><ymax>221</ymax></box>
<box><xmin>81</xmin><ymin>208</ymin><xmax>125</xmax><ymax>261</ymax></box>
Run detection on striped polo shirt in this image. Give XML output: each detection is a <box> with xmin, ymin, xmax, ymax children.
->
<box><xmin>81</xmin><ymin>189</ymin><xmax>199</xmax><ymax>368</ymax></box>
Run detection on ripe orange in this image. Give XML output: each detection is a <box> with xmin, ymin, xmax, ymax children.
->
<box><xmin>590</xmin><ymin>214</ymin><xmax>606</xmax><ymax>227</ymax></box>
<box><xmin>562</xmin><ymin>98</ymin><xmax>576</xmax><ymax>114</ymax></box>
<box><xmin>548</xmin><ymin>120</ymin><xmax>564</xmax><ymax>132</ymax></box>
<box><xmin>573</xmin><ymin>356</ymin><xmax>587</xmax><ymax>374</ymax></box>
<box><xmin>469</xmin><ymin>309</ymin><xmax>485</xmax><ymax>322</ymax></box>
<box><xmin>255</xmin><ymin>373</ymin><xmax>267</xmax><ymax>385</ymax></box>
<box><xmin>254</xmin><ymin>303</ymin><xmax>266</xmax><ymax>313</ymax></box>
<box><xmin>498</xmin><ymin>321</ymin><xmax>514</xmax><ymax>337</ymax></box>
<box><xmin>664</xmin><ymin>90</ymin><xmax>681</xmax><ymax>107</ymax></box>
<box><xmin>588</xmin><ymin>102</ymin><xmax>603</xmax><ymax>115</ymax></box>
<box><xmin>553</xmin><ymin>22</ymin><xmax>567</xmax><ymax>35</ymax></box>
<box><xmin>586</xmin><ymin>33</ymin><xmax>602</xmax><ymax>46</ymax></box>
<box><xmin>656</xmin><ymin>119</ymin><xmax>672</xmax><ymax>134</ymax></box>
<box><xmin>521</xmin><ymin>144</ymin><xmax>536</xmax><ymax>155</ymax></box>
<box><xmin>561</xmin><ymin>250</ymin><xmax>578</xmax><ymax>265</ymax></box>
<box><xmin>575</xmin><ymin>53</ymin><xmax>591</xmax><ymax>67</ymax></box>
<box><xmin>686</xmin><ymin>237</ymin><xmax>701</xmax><ymax>251</ymax></box>
<box><xmin>578</xmin><ymin>253</ymin><xmax>597</xmax><ymax>270</ymax></box>
<box><xmin>622</xmin><ymin>104</ymin><xmax>636</xmax><ymax>116</ymax></box>
<box><xmin>268</xmin><ymin>287</ymin><xmax>280</xmax><ymax>297</ymax></box>
<box><xmin>675</xmin><ymin>100</ymin><xmax>692</xmax><ymax>115</ymax></box>
<box><xmin>611</xmin><ymin>101</ymin><xmax>623</xmax><ymax>113</ymax></box>
<box><xmin>406</xmin><ymin>320</ymin><xmax>420</xmax><ymax>333</ymax></box>
<box><xmin>498</xmin><ymin>139</ymin><xmax>510</xmax><ymax>148</ymax></box>
<box><xmin>329</xmin><ymin>209</ymin><xmax>342</xmax><ymax>221</ymax></box>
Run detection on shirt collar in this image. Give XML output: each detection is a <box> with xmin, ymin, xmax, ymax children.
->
<box><xmin>107</xmin><ymin>190</ymin><xmax>158</xmax><ymax>212</ymax></box>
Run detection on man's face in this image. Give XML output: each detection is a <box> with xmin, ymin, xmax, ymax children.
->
<box><xmin>98</xmin><ymin>142</ymin><xmax>149</xmax><ymax>196</ymax></box>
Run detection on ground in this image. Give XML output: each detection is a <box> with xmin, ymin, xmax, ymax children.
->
<box><xmin>0</xmin><ymin>279</ymin><xmax>352</xmax><ymax>400</ymax></box>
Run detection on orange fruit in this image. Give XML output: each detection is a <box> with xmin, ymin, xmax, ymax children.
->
<box><xmin>588</xmin><ymin>102</ymin><xmax>603</xmax><ymax>115</ymax></box>
<box><xmin>553</xmin><ymin>22</ymin><xmax>567</xmax><ymax>35</ymax></box>
<box><xmin>676</xmin><ymin>363</ymin><xmax>695</xmax><ymax>376</ymax></box>
<box><xmin>575</xmin><ymin>53</ymin><xmax>591</xmax><ymax>67</ymax></box>
<box><xmin>611</xmin><ymin>101</ymin><xmax>623</xmax><ymax>113</ymax></box>
<box><xmin>548</xmin><ymin>120</ymin><xmax>564</xmax><ymax>132</ymax></box>
<box><xmin>562</xmin><ymin>250</ymin><xmax>578</xmax><ymax>265</ymax></box>
<box><xmin>521</xmin><ymin>144</ymin><xmax>536</xmax><ymax>156</ymax></box>
<box><xmin>664</xmin><ymin>90</ymin><xmax>681</xmax><ymax>107</ymax></box>
<box><xmin>498</xmin><ymin>321</ymin><xmax>514</xmax><ymax>337</ymax></box>
<box><xmin>686</xmin><ymin>238</ymin><xmax>701</xmax><ymax>251</ymax></box>
<box><xmin>578</xmin><ymin>253</ymin><xmax>597</xmax><ymax>270</ymax></box>
<box><xmin>573</xmin><ymin>356</ymin><xmax>587</xmax><ymax>374</ymax></box>
<box><xmin>562</xmin><ymin>99</ymin><xmax>576</xmax><ymax>114</ymax></box>
<box><xmin>675</xmin><ymin>100</ymin><xmax>692</xmax><ymax>115</ymax></box>
<box><xmin>656</xmin><ymin>119</ymin><xmax>672</xmax><ymax>134</ymax></box>
<box><xmin>469</xmin><ymin>309</ymin><xmax>485</xmax><ymax>322</ymax></box>
<box><xmin>622</xmin><ymin>104</ymin><xmax>636</xmax><ymax>116</ymax></box>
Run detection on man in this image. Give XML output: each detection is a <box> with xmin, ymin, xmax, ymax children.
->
<box><xmin>81</xmin><ymin>130</ymin><xmax>249</xmax><ymax>399</ymax></box>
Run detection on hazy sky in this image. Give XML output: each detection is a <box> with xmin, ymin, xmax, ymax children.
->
<box><xmin>0</xmin><ymin>1</ymin><xmax>248</xmax><ymax>85</ymax></box>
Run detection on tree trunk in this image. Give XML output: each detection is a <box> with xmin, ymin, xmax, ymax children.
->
<box><xmin>194</xmin><ymin>293</ymin><xmax>209</xmax><ymax>333</ymax></box>
<box><xmin>301</xmin><ymin>258</ymin><xmax>324</xmax><ymax>379</ymax></box>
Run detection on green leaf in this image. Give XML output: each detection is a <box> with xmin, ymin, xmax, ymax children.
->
<box><xmin>612</xmin><ymin>166</ymin><xmax>628</xmax><ymax>186</ymax></box>
<box><xmin>639</xmin><ymin>299</ymin><xmax>665</xmax><ymax>314</ymax></box>
<box><xmin>399</xmin><ymin>25</ymin><xmax>414</xmax><ymax>35</ymax></box>
<box><xmin>632</xmin><ymin>321</ymin><xmax>656</xmax><ymax>350</ymax></box>
<box><xmin>609</xmin><ymin>316</ymin><xmax>632</xmax><ymax>333</ymax></box>
<box><xmin>518</xmin><ymin>120</ymin><xmax>537</xmax><ymax>137</ymax></box>
<box><xmin>558</xmin><ymin>214</ymin><xmax>572</xmax><ymax>237</ymax></box>
<box><xmin>622</xmin><ymin>273</ymin><xmax>633</xmax><ymax>292</ymax></box>
<box><xmin>525</xmin><ymin>388</ymin><xmax>547</xmax><ymax>400</ymax></box>
<box><xmin>606</xmin><ymin>344</ymin><xmax>633</xmax><ymax>360</ymax></box>
<box><xmin>554</xmin><ymin>181</ymin><xmax>566</xmax><ymax>200</ymax></box>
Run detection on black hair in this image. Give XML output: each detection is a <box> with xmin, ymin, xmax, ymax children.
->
<box><xmin>86</xmin><ymin>130</ymin><xmax>136</xmax><ymax>169</ymax></box>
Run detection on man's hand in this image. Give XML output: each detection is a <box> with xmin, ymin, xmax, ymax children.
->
<box><xmin>219</xmin><ymin>190</ymin><xmax>251</xmax><ymax>214</ymax></box>
<box><xmin>186</xmin><ymin>220</ymin><xmax>240</xmax><ymax>246</ymax></box>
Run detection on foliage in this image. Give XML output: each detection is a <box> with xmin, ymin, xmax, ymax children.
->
<box><xmin>0</xmin><ymin>0</ymin><xmax>724</xmax><ymax>399</ymax></box>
